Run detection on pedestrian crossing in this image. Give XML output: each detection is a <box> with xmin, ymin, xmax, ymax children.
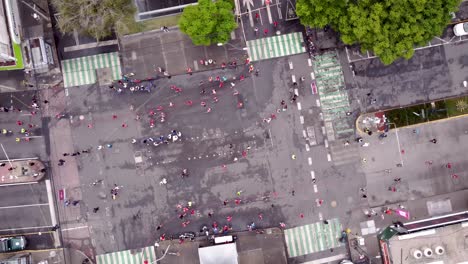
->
<box><xmin>314</xmin><ymin>52</ymin><xmax>354</xmax><ymax>140</ymax></box>
<box><xmin>246</xmin><ymin>32</ymin><xmax>306</xmax><ymax>61</ymax></box>
<box><xmin>330</xmin><ymin>141</ymin><xmax>361</xmax><ymax>166</ymax></box>
<box><xmin>61</xmin><ymin>52</ymin><xmax>122</xmax><ymax>88</ymax></box>
<box><xmin>284</xmin><ymin>218</ymin><xmax>343</xmax><ymax>258</ymax></box>
<box><xmin>96</xmin><ymin>246</ymin><xmax>156</xmax><ymax>264</ymax></box>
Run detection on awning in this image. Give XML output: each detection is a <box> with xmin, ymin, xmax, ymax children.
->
<box><xmin>96</xmin><ymin>246</ymin><xmax>156</xmax><ymax>264</ymax></box>
<box><xmin>199</xmin><ymin>243</ymin><xmax>238</xmax><ymax>264</ymax></box>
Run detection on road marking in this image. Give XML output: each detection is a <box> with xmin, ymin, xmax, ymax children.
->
<box><xmin>310</xmin><ymin>72</ymin><xmax>315</xmax><ymax>80</ymax></box>
<box><xmin>0</xmin><ymin>226</ymin><xmax>53</xmax><ymax>232</ymax></box>
<box><xmin>303</xmin><ymin>130</ymin><xmax>307</xmax><ymax>138</ymax></box>
<box><xmin>65</xmin><ymin>88</ymin><xmax>69</xmax><ymax>97</ymax></box>
<box><xmin>305</xmin><ymin>144</ymin><xmax>310</xmax><ymax>152</ymax></box>
<box><xmin>316</xmin><ymin>99</ymin><xmax>320</xmax><ymax>107</ymax></box>
<box><xmin>319</xmin><ymin>112</ymin><xmax>323</xmax><ymax>120</ymax></box>
<box><xmin>308</xmin><ymin>157</ymin><xmax>312</xmax><ymax>165</ymax></box>
<box><xmin>324</xmin><ymin>139</ymin><xmax>328</xmax><ymax>148</ymax></box>
<box><xmin>297</xmin><ymin>102</ymin><xmax>302</xmax><ymax>110</ymax></box>
<box><xmin>0</xmin><ymin>181</ymin><xmax>39</xmax><ymax>187</ymax></box>
<box><xmin>310</xmin><ymin>171</ymin><xmax>315</xmax><ymax>179</ymax></box>
<box><xmin>300</xmin><ymin>115</ymin><xmax>304</xmax><ymax>124</ymax></box>
<box><xmin>0</xmin><ymin>203</ymin><xmax>48</xmax><ymax>209</ymax></box>
<box><xmin>318</xmin><ymin>212</ymin><xmax>323</xmax><ymax>220</ymax></box>
<box><xmin>313</xmin><ymin>184</ymin><xmax>318</xmax><ymax>193</ymax></box>
<box><xmin>327</xmin><ymin>153</ymin><xmax>332</xmax><ymax>162</ymax></box>
<box><xmin>308</xmin><ymin>59</ymin><xmax>312</xmax><ymax>66</ymax></box>
<box><xmin>61</xmin><ymin>225</ymin><xmax>89</xmax><ymax>231</ymax></box>
<box><xmin>321</xmin><ymin>126</ymin><xmax>326</xmax><ymax>135</ymax></box>
<box><xmin>289</xmin><ymin>61</ymin><xmax>293</xmax><ymax>70</ymax></box>
<box><xmin>193</xmin><ymin>60</ymin><xmax>199</xmax><ymax>71</ymax></box>
<box><xmin>294</xmin><ymin>88</ymin><xmax>299</xmax><ymax>96</ymax></box>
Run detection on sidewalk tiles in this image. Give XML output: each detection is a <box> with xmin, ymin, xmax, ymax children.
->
<box><xmin>246</xmin><ymin>32</ymin><xmax>306</xmax><ymax>61</ymax></box>
<box><xmin>96</xmin><ymin>246</ymin><xmax>156</xmax><ymax>264</ymax></box>
<box><xmin>284</xmin><ymin>218</ymin><xmax>344</xmax><ymax>258</ymax></box>
<box><xmin>61</xmin><ymin>52</ymin><xmax>121</xmax><ymax>88</ymax></box>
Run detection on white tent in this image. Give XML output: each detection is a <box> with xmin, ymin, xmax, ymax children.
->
<box><xmin>199</xmin><ymin>243</ymin><xmax>238</xmax><ymax>264</ymax></box>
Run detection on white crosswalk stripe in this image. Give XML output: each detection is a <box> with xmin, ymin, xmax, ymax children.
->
<box><xmin>97</xmin><ymin>246</ymin><xmax>156</xmax><ymax>264</ymax></box>
<box><xmin>330</xmin><ymin>141</ymin><xmax>361</xmax><ymax>166</ymax></box>
<box><xmin>61</xmin><ymin>52</ymin><xmax>121</xmax><ymax>88</ymax></box>
<box><xmin>247</xmin><ymin>32</ymin><xmax>306</xmax><ymax>61</ymax></box>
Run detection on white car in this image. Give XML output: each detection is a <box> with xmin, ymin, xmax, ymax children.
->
<box><xmin>453</xmin><ymin>22</ymin><xmax>468</xmax><ymax>36</ymax></box>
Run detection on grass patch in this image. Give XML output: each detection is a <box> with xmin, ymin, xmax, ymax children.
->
<box><xmin>405</xmin><ymin>104</ymin><xmax>428</xmax><ymax>125</ymax></box>
<box><xmin>446</xmin><ymin>96</ymin><xmax>468</xmax><ymax>117</ymax></box>
<box><xmin>122</xmin><ymin>14</ymin><xmax>182</xmax><ymax>35</ymax></box>
<box><xmin>426</xmin><ymin>100</ymin><xmax>448</xmax><ymax>121</ymax></box>
<box><xmin>385</xmin><ymin>108</ymin><xmax>408</xmax><ymax>127</ymax></box>
<box><xmin>0</xmin><ymin>43</ymin><xmax>24</xmax><ymax>71</ymax></box>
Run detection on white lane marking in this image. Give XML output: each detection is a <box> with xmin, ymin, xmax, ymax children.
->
<box><xmin>297</xmin><ymin>102</ymin><xmax>302</xmax><ymax>110</ymax></box>
<box><xmin>62</xmin><ymin>225</ymin><xmax>89</xmax><ymax>231</ymax></box>
<box><xmin>300</xmin><ymin>115</ymin><xmax>304</xmax><ymax>124</ymax></box>
<box><xmin>46</xmin><ymin>179</ymin><xmax>60</xmax><ymax>248</ymax></box>
<box><xmin>308</xmin><ymin>157</ymin><xmax>312</xmax><ymax>165</ymax></box>
<box><xmin>313</xmin><ymin>184</ymin><xmax>318</xmax><ymax>193</ymax></box>
<box><xmin>324</xmin><ymin>139</ymin><xmax>328</xmax><ymax>148</ymax></box>
<box><xmin>327</xmin><ymin>153</ymin><xmax>332</xmax><ymax>161</ymax></box>
<box><xmin>310</xmin><ymin>171</ymin><xmax>315</xmax><ymax>179</ymax></box>
<box><xmin>308</xmin><ymin>59</ymin><xmax>312</xmax><ymax>66</ymax></box>
<box><xmin>316</xmin><ymin>99</ymin><xmax>321</xmax><ymax>107</ymax></box>
<box><xmin>0</xmin><ymin>203</ymin><xmax>48</xmax><ymax>209</ymax></box>
<box><xmin>0</xmin><ymin>226</ymin><xmax>53</xmax><ymax>232</ymax></box>
<box><xmin>193</xmin><ymin>60</ymin><xmax>199</xmax><ymax>71</ymax></box>
<box><xmin>65</xmin><ymin>88</ymin><xmax>69</xmax><ymax>97</ymax></box>
<box><xmin>0</xmin><ymin>182</ymin><xmax>38</xmax><ymax>187</ymax></box>
<box><xmin>318</xmin><ymin>212</ymin><xmax>323</xmax><ymax>220</ymax></box>
<box><xmin>302</xmin><ymin>130</ymin><xmax>307</xmax><ymax>138</ymax></box>
<box><xmin>294</xmin><ymin>88</ymin><xmax>299</xmax><ymax>96</ymax></box>
<box><xmin>289</xmin><ymin>61</ymin><xmax>293</xmax><ymax>70</ymax></box>
<box><xmin>310</xmin><ymin>72</ymin><xmax>315</xmax><ymax>80</ymax></box>
<box><xmin>321</xmin><ymin>126</ymin><xmax>326</xmax><ymax>135</ymax></box>
<box><xmin>305</xmin><ymin>144</ymin><xmax>310</xmax><ymax>152</ymax></box>
<box><xmin>319</xmin><ymin>112</ymin><xmax>323</xmax><ymax>120</ymax></box>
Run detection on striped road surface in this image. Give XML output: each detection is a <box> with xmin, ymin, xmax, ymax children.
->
<box><xmin>61</xmin><ymin>52</ymin><xmax>121</xmax><ymax>88</ymax></box>
<box><xmin>246</xmin><ymin>32</ymin><xmax>306</xmax><ymax>62</ymax></box>
<box><xmin>96</xmin><ymin>246</ymin><xmax>156</xmax><ymax>264</ymax></box>
<box><xmin>284</xmin><ymin>218</ymin><xmax>343</xmax><ymax>258</ymax></box>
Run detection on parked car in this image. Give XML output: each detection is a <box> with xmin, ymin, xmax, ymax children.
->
<box><xmin>0</xmin><ymin>236</ymin><xmax>27</xmax><ymax>253</ymax></box>
<box><xmin>453</xmin><ymin>22</ymin><xmax>468</xmax><ymax>36</ymax></box>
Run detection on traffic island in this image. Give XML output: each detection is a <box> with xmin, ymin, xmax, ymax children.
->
<box><xmin>0</xmin><ymin>159</ymin><xmax>46</xmax><ymax>185</ymax></box>
<box><xmin>356</xmin><ymin>95</ymin><xmax>468</xmax><ymax>134</ymax></box>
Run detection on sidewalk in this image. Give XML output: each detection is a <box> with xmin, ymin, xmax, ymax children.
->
<box><xmin>0</xmin><ymin>159</ymin><xmax>46</xmax><ymax>185</ymax></box>
<box><xmin>40</xmin><ymin>85</ymin><xmax>95</xmax><ymax>260</ymax></box>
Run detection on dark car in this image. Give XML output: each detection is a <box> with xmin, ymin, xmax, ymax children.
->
<box><xmin>0</xmin><ymin>236</ymin><xmax>27</xmax><ymax>253</ymax></box>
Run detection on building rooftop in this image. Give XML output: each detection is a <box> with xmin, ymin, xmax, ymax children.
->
<box><xmin>387</xmin><ymin>221</ymin><xmax>468</xmax><ymax>264</ymax></box>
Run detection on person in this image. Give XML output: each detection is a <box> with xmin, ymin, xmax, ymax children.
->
<box><xmin>254</xmin><ymin>27</ymin><xmax>258</xmax><ymax>35</ymax></box>
<box><xmin>93</xmin><ymin>207</ymin><xmax>99</xmax><ymax>213</ymax></box>
<box><xmin>430</xmin><ymin>138</ymin><xmax>437</xmax><ymax>144</ymax></box>
<box><xmin>274</xmin><ymin>21</ymin><xmax>278</xmax><ymax>28</ymax></box>
<box><xmin>264</xmin><ymin>28</ymin><xmax>268</xmax><ymax>36</ymax></box>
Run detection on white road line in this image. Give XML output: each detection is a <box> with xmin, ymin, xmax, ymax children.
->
<box><xmin>46</xmin><ymin>179</ymin><xmax>61</xmax><ymax>247</ymax></box>
<box><xmin>308</xmin><ymin>157</ymin><xmax>312</xmax><ymax>165</ymax></box>
<box><xmin>324</xmin><ymin>139</ymin><xmax>328</xmax><ymax>148</ymax></box>
<box><xmin>62</xmin><ymin>225</ymin><xmax>89</xmax><ymax>231</ymax></box>
<box><xmin>321</xmin><ymin>126</ymin><xmax>326</xmax><ymax>135</ymax></box>
<box><xmin>310</xmin><ymin>72</ymin><xmax>315</xmax><ymax>80</ymax></box>
<box><xmin>310</xmin><ymin>171</ymin><xmax>315</xmax><ymax>179</ymax></box>
<box><xmin>327</xmin><ymin>153</ymin><xmax>332</xmax><ymax>162</ymax></box>
<box><xmin>193</xmin><ymin>60</ymin><xmax>199</xmax><ymax>71</ymax></box>
<box><xmin>0</xmin><ymin>203</ymin><xmax>48</xmax><ymax>209</ymax></box>
<box><xmin>297</xmin><ymin>102</ymin><xmax>302</xmax><ymax>110</ymax></box>
<box><xmin>313</xmin><ymin>184</ymin><xmax>318</xmax><ymax>193</ymax></box>
<box><xmin>300</xmin><ymin>115</ymin><xmax>304</xmax><ymax>124</ymax></box>
<box><xmin>305</xmin><ymin>144</ymin><xmax>310</xmax><ymax>152</ymax></box>
<box><xmin>308</xmin><ymin>59</ymin><xmax>312</xmax><ymax>66</ymax></box>
<box><xmin>294</xmin><ymin>88</ymin><xmax>299</xmax><ymax>96</ymax></box>
<box><xmin>316</xmin><ymin>99</ymin><xmax>320</xmax><ymax>107</ymax></box>
<box><xmin>289</xmin><ymin>61</ymin><xmax>293</xmax><ymax>70</ymax></box>
<box><xmin>302</xmin><ymin>130</ymin><xmax>307</xmax><ymax>138</ymax></box>
<box><xmin>318</xmin><ymin>212</ymin><xmax>323</xmax><ymax>220</ymax></box>
<box><xmin>0</xmin><ymin>225</ymin><xmax>53</xmax><ymax>232</ymax></box>
<box><xmin>0</xmin><ymin>182</ymin><xmax>38</xmax><ymax>187</ymax></box>
<box><xmin>65</xmin><ymin>88</ymin><xmax>69</xmax><ymax>97</ymax></box>
<box><xmin>319</xmin><ymin>112</ymin><xmax>323</xmax><ymax>120</ymax></box>
<box><xmin>266</xmin><ymin>2</ymin><xmax>273</xmax><ymax>23</ymax></box>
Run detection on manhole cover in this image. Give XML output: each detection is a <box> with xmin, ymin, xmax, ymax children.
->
<box><xmin>331</xmin><ymin>201</ymin><xmax>337</xmax><ymax>207</ymax></box>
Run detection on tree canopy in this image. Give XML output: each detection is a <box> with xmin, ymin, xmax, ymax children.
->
<box><xmin>52</xmin><ymin>0</ymin><xmax>137</xmax><ymax>40</ymax></box>
<box><xmin>297</xmin><ymin>0</ymin><xmax>461</xmax><ymax>64</ymax></box>
<box><xmin>179</xmin><ymin>0</ymin><xmax>238</xmax><ymax>46</ymax></box>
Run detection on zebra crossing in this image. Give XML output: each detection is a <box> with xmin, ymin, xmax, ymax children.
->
<box><xmin>314</xmin><ymin>52</ymin><xmax>354</xmax><ymax>140</ymax></box>
<box><xmin>246</xmin><ymin>32</ymin><xmax>306</xmax><ymax>61</ymax></box>
<box><xmin>330</xmin><ymin>141</ymin><xmax>361</xmax><ymax>166</ymax></box>
<box><xmin>284</xmin><ymin>218</ymin><xmax>344</xmax><ymax>258</ymax></box>
<box><xmin>96</xmin><ymin>246</ymin><xmax>156</xmax><ymax>264</ymax></box>
<box><xmin>61</xmin><ymin>52</ymin><xmax>122</xmax><ymax>88</ymax></box>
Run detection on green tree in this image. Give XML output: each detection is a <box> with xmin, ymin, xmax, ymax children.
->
<box><xmin>296</xmin><ymin>0</ymin><xmax>347</xmax><ymax>29</ymax></box>
<box><xmin>298</xmin><ymin>0</ymin><xmax>461</xmax><ymax>65</ymax></box>
<box><xmin>179</xmin><ymin>0</ymin><xmax>238</xmax><ymax>46</ymax></box>
<box><xmin>52</xmin><ymin>0</ymin><xmax>138</xmax><ymax>40</ymax></box>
